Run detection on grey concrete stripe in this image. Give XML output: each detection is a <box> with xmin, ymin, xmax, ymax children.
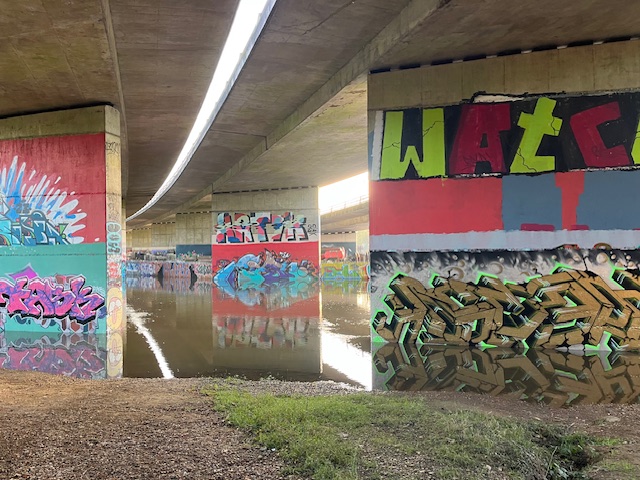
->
<box><xmin>370</xmin><ymin>230</ymin><xmax>640</xmax><ymax>252</ymax></box>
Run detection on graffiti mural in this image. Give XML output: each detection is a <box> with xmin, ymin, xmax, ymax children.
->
<box><xmin>0</xmin><ymin>266</ymin><xmax>105</xmax><ymax>333</ymax></box>
<box><xmin>374</xmin><ymin>92</ymin><xmax>640</xmax><ymax>180</ymax></box>
<box><xmin>126</xmin><ymin>261</ymin><xmax>162</xmax><ymax>278</ymax></box>
<box><xmin>0</xmin><ymin>135</ymin><xmax>108</xmax><ymax>246</ymax></box>
<box><xmin>370</xmin><ymin>91</ymin><xmax>640</xmax><ymax>351</ymax></box>
<box><xmin>372</xmin><ymin>249</ymin><xmax>640</xmax><ymax>350</ymax></box>
<box><xmin>215</xmin><ymin>212</ymin><xmax>318</xmax><ymax>244</ymax></box>
<box><xmin>374</xmin><ymin>343</ymin><xmax>640</xmax><ymax>406</ymax></box>
<box><xmin>0</xmin><ymin>156</ymin><xmax>88</xmax><ymax>246</ymax></box>
<box><xmin>214</xmin><ymin>247</ymin><xmax>318</xmax><ymax>291</ymax></box>
<box><xmin>321</xmin><ymin>262</ymin><xmax>369</xmax><ymax>281</ymax></box>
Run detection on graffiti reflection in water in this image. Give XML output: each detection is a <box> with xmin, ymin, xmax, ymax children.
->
<box><xmin>0</xmin><ymin>331</ymin><xmax>108</xmax><ymax>379</ymax></box>
<box><xmin>374</xmin><ymin>343</ymin><xmax>640</xmax><ymax>406</ymax></box>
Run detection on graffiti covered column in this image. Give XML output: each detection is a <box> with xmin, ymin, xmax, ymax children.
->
<box><xmin>0</xmin><ymin>106</ymin><xmax>124</xmax><ymax>378</ymax></box>
<box><xmin>211</xmin><ymin>187</ymin><xmax>321</xmax><ymax>376</ymax></box>
<box><xmin>369</xmin><ymin>41</ymin><xmax>640</xmax><ymax>353</ymax></box>
<box><xmin>211</xmin><ymin>188</ymin><xmax>320</xmax><ymax>289</ymax></box>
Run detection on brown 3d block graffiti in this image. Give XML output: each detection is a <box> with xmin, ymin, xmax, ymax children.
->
<box><xmin>372</xmin><ymin>268</ymin><xmax>640</xmax><ymax>350</ymax></box>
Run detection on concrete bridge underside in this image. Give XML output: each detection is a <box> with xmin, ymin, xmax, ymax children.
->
<box><xmin>2</xmin><ymin>1</ymin><xmax>640</xmax><ymax>227</ymax></box>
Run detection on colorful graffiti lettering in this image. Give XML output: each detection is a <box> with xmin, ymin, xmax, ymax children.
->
<box><xmin>0</xmin><ymin>156</ymin><xmax>86</xmax><ymax>245</ymax></box>
<box><xmin>214</xmin><ymin>249</ymin><xmax>317</xmax><ymax>290</ymax></box>
<box><xmin>0</xmin><ymin>272</ymin><xmax>105</xmax><ymax>325</ymax></box>
<box><xmin>126</xmin><ymin>261</ymin><xmax>162</xmax><ymax>277</ymax></box>
<box><xmin>377</xmin><ymin>92</ymin><xmax>640</xmax><ymax>180</ymax></box>
<box><xmin>374</xmin><ymin>343</ymin><xmax>640</xmax><ymax>405</ymax></box>
<box><xmin>106</xmin><ymin>222</ymin><xmax>122</xmax><ymax>255</ymax></box>
<box><xmin>374</xmin><ymin>266</ymin><xmax>640</xmax><ymax>351</ymax></box>
<box><xmin>215</xmin><ymin>212</ymin><xmax>314</xmax><ymax>244</ymax></box>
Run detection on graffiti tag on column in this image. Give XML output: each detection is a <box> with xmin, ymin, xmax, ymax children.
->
<box><xmin>215</xmin><ymin>212</ymin><xmax>313</xmax><ymax>244</ymax></box>
<box><xmin>106</xmin><ymin>222</ymin><xmax>122</xmax><ymax>254</ymax></box>
<box><xmin>373</xmin><ymin>267</ymin><xmax>640</xmax><ymax>351</ymax></box>
<box><xmin>0</xmin><ymin>275</ymin><xmax>105</xmax><ymax>324</ymax></box>
<box><xmin>0</xmin><ymin>156</ymin><xmax>86</xmax><ymax>245</ymax></box>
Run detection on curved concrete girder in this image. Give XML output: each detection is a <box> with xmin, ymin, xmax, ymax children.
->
<box><xmin>136</xmin><ymin>0</ymin><xmax>442</xmax><ymax>225</ymax></box>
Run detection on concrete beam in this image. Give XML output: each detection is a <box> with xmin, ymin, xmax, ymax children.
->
<box><xmin>156</xmin><ymin>0</ymin><xmax>443</xmax><ymax>223</ymax></box>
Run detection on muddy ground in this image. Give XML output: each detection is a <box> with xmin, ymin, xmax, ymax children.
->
<box><xmin>1</xmin><ymin>371</ymin><xmax>638</xmax><ymax>479</ymax></box>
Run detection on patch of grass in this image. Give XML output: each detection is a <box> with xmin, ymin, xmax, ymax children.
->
<box><xmin>204</xmin><ymin>385</ymin><xmax>609</xmax><ymax>480</ymax></box>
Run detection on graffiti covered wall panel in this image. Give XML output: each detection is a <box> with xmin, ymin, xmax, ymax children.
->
<box><xmin>214</xmin><ymin>211</ymin><xmax>319</xmax><ymax>245</ymax></box>
<box><xmin>213</xmin><ymin>243</ymin><xmax>319</xmax><ymax>291</ymax></box>
<box><xmin>370</xmin><ymin>91</ymin><xmax>640</xmax><ymax>351</ymax></box>
<box><xmin>0</xmin><ymin>244</ymin><xmax>107</xmax><ymax>334</ymax></box>
<box><xmin>0</xmin><ymin>134</ymin><xmax>107</xmax><ymax>246</ymax></box>
<box><xmin>371</xmin><ymin>249</ymin><xmax>640</xmax><ymax>350</ymax></box>
<box><xmin>212</xmin><ymin>208</ymin><xmax>320</xmax><ymax>293</ymax></box>
<box><xmin>372</xmin><ymin>92</ymin><xmax>640</xmax><ymax>181</ymax></box>
<box><xmin>0</xmin><ymin>133</ymin><xmax>112</xmax><ymax>336</ymax></box>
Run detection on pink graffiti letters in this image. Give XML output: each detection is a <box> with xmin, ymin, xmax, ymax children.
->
<box><xmin>0</xmin><ymin>275</ymin><xmax>105</xmax><ymax>324</ymax></box>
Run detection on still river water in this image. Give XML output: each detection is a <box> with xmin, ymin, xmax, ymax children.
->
<box><xmin>121</xmin><ymin>276</ymin><xmax>640</xmax><ymax>407</ymax></box>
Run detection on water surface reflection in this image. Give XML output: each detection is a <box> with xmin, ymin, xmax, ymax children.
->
<box><xmin>5</xmin><ymin>273</ymin><xmax>640</xmax><ymax>407</ymax></box>
<box><xmin>124</xmin><ymin>277</ymin><xmax>372</xmax><ymax>387</ymax></box>
<box><xmin>374</xmin><ymin>343</ymin><xmax>640</xmax><ymax>406</ymax></box>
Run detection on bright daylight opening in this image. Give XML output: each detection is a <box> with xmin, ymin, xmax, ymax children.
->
<box><xmin>319</xmin><ymin>172</ymin><xmax>369</xmax><ymax>214</ymax></box>
<box><xmin>127</xmin><ymin>0</ymin><xmax>277</xmax><ymax>221</ymax></box>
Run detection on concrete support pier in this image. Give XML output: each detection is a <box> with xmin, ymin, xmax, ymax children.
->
<box><xmin>369</xmin><ymin>41</ymin><xmax>640</xmax><ymax>352</ymax></box>
<box><xmin>0</xmin><ymin>106</ymin><xmax>125</xmax><ymax>378</ymax></box>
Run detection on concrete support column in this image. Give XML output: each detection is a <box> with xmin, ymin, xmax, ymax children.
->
<box><xmin>175</xmin><ymin>211</ymin><xmax>212</xmax><ymax>259</ymax></box>
<box><xmin>210</xmin><ymin>187</ymin><xmax>321</xmax><ymax>375</ymax></box>
<box><xmin>0</xmin><ymin>106</ymin><xmax>124</xmax><ymax>378</ymax></box>
<box><xmin>128</xmin><ymin>227</ymin><xmax>152</xmax><ymax>250</ymax></box>
<box><xmin>150</xmin><ymin>222</ymin><xmax>176</xmax><ymax>251</ymax></box>
<box><xmin>369</xmin><ymin>41</ymin><xmax>640</xmax><ymax>352</ymax></box>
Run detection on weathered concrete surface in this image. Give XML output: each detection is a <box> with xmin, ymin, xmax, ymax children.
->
<box><xmin>3</xmin><ymin>0</ymin><xmax>640</xmax><ymax>230</ymax></box>
<box><xmin>0</xmin><ymin>0</ymin><xmax>120</xmax><ymax>117</ymax></box>
<box><xmin>128</xmin><ymin>0</ymin><xmax>415</xmax><ymax>225</ymax></box>
<box><xmin>148</xmin><ymin>0</ymin><xmax>640</xmax><ymax>227</ymax></box>
<box><xmin>110</xmin><ymin>0</ymin><xmax>239</xmax><ymax>208</ymax></box>
<box><xmin>371</xmin><ymin>0</ymin><xmax>640</xmax><ymax>70</ymax></box>
<box><xmin>322</xmin><ymin>202</ymin><xmax>369</xmax><ymax>234</ymax></box>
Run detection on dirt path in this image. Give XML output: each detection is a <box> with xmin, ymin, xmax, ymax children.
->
<box><xmin>0</xmin><ymin>371</ymin><xmax>294</xmax><ymax>480</ymax></box>
<box><xmin>2</xmin><ymin>371</ymin><xmax>640</xmax><ymax>479</ymax></box>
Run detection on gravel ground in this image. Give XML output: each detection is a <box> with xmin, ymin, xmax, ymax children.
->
<box><xmin>3</xmin><ymin>370</ymin><xmax>640</xmax><ymax>479</ymax></box>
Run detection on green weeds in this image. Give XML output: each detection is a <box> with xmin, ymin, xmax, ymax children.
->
<box><xmin>203</xmin><ymin>385</ymin><xmax>614</xmax><ymax>480</ymax></box>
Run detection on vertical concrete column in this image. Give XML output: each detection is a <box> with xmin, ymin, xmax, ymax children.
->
<box><xmin>175</xmin><ymin>211</ymin><xmax>213</xmax><ymax>259</ymax></box>
<box><xmin>0</xmin><ymin>106</ymin><xmax>124</xmax><ymax>378</ymax></box>
<box><xmin>368</xmin><ymin>42</ymin><xmax>640</xmax><ymax>352</ymax></box>
<box><xmin>128</xmin><ymin>227</ymin><xmax>152</xmax><ymax>250</ymax></box>
<box><xmin>210</xmin><ymin>187</ymin><xmax>321</xmax><ymax>375</ymax></box>
<box><xmin>151</xmin><ymin>222</ymin><xmax>176</xmax><ymax>251</ymax></box>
